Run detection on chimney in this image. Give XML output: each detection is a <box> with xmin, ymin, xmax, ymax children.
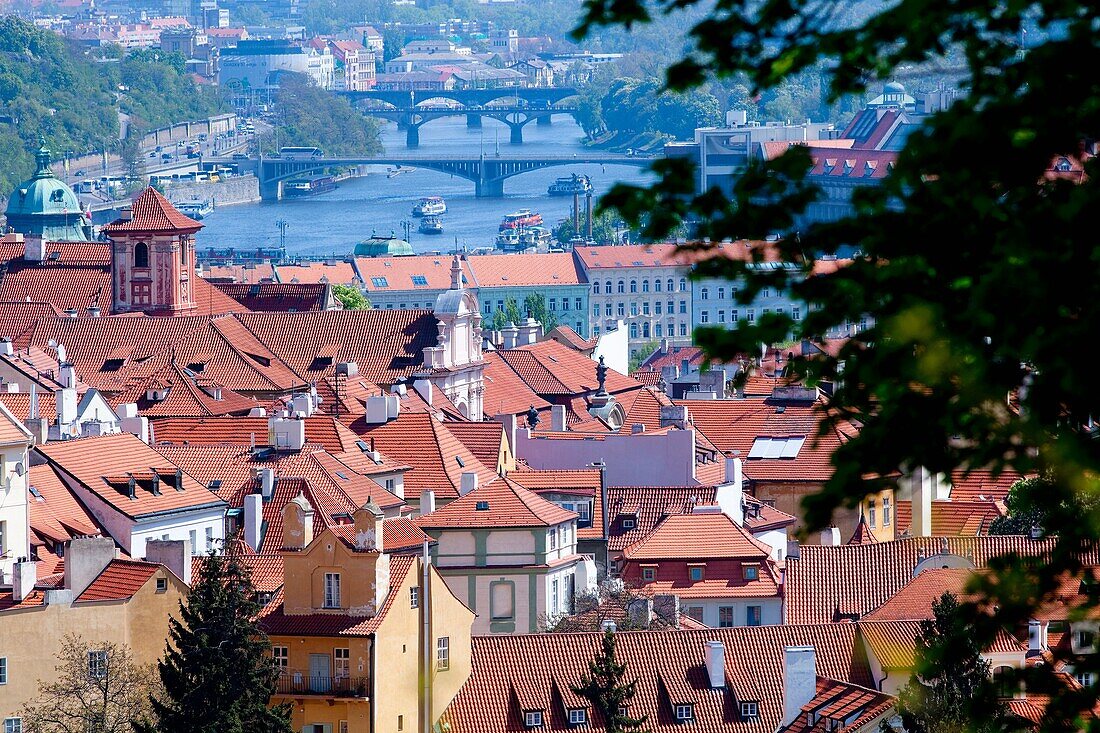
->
<box><xmin>25</xmin><ymin>234</ymin><xmax>45</xmax><ymax>262</ymax></box>
<box><xmin>55</xmin><ymin>388</ymin><xmax>78</xmax><ymax>425</ymax></box>
<box><xmin>912</xmin><ymin>466</ymin><xmax>933</xmax><ymax>537</ymax></box>
<box><xmin>87</xmin><ymin>305</ymin><xmax>101</xmax><ymax>318</ymax></box>
<box><xmin>420</xmin><ymin>489</ymin><xmax>436</xmax><ymax>515</ymax></box>
<box><xmin>282</xmin><ymin>493</ymin><xmax>314</xmax><ymax>550</ymax></box>
<box><xmin>704</xmin><ymin>641</ymin><xmax>726</xmax><ymax>688</ymax></box>
<box><xmin>353</xmin><ymin>499</ymin><xmax>384</xmax><ymax>551</ymax></box>
<box><xmin>64</xmin><ymin>536</ymin><xmax>118</xmax><ymax>596</ymax></box>
<box><xmin>244</xmin><ymin>493</ymin><xmax>262</xmax><ymax>551</ymax></box>
<box><xmin>716</xmin><ymin>459</ymin><xmax>744</xmax><ymax>524</ymax></box>
<box><xmin>144</xmin><ymin>539</ymin><xmax>192</xmax><ymax>586</ymax></box>
<box><xmin>652</xmin><ymin>593</ymin><xmax>680</xmax><ymax>628</ymax></box>
<box><xmin>659</xmin><ymin>404</ymin><xmax>689</xmax><ymax>429</ymax></box>
<box><xmin>1027</xmin><ymin>620</ymin><xmax>1046</xmax><ymax>653</ymax></box>
<box><xmin>631</xmin><ymin>423</ymin><xmax>645</xmax><ymax>434</ymax></box>
<box><xmin>24</xmin><ymin>417</ymin><xmax>47</xmax><ymax>445</ymax></box>
<box><xmin>783</xmin><ymin>646</ymin><xmax>817</xmax><ymax>725</ymax></box>
<box><xmin>12</xmin><ymin>559</ymin><xmax>36</xmax><ymax>602</ymax></box>
<box><xmin>267</xmin><ymin>413</ymin><xmax>305</xmax><ymax>450</ymax></box>
<box><xmin>413</xmin><ymin>378</ymin><xmax>433</xmax><ymax>406</ymax></box>
<box><xmin>0</xmin><ymin>338</ymin><xmax>11</xmax><ymax>356</ymax></box>
<box><xmin>627</xmin><ymin>597</ymin><xmax>653</xmax><ymax>628</ymax></box>
<box><xmin>551</xmin><ymin>404</ymin><xmax>567</xmax><ymax>432</ymax></box>
<box><xmin>494</xmin><ymin>412</ymin><xmax>518</xmax><ymax>455</ymax></box>
<box><xmin>459</xmin><ymin>471</ymin><xmax>478</xmax><ymax>496</ymax></box>
<box><xmin>819</xmin><ymin>526</ymin><xmax>840</xmax><ymax>546</ymax></box>
<box><xmin>117</xmin><ymin>403</ymin><xmax>149</xmax><ymax>444</ymax></box>
<box><xmin>517</xmin><ymin>316</ymin><xmax>541</xmax><ymax>345</ymax></box>
<box><xmin>260</xmin><ymin>468</ymin><xmax>275</xmax><ymax>499</ymax></box>
<box><xmin>364</xmin><ymin>395</ymin><xmax>390</xmax><ymax>424</ymax></box>
<box><xmin>502</xmin><ymin>322</ymin><xmax>519</xmax><ymax>350</ymax></box>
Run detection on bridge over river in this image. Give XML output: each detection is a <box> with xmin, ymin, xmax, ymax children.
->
<box><xmin>215</xmin><ymin>153</ymin><xmax>652</xmax><ymax>199</ymax></box>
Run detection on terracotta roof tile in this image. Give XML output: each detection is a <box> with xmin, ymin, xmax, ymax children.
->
<box><xmin>102</xmin><ymin>187</ymin><xmax>202</xmax><ymax>233</ymax></box>
<box><xmin>862</xmin><ymin>568</ymin><xmax>975</xmax><ymax>621</ymax></box>
<box><xmin>482</xmin><ymin>352</ymin><xmax>552</xmax><ymax>417</ymax></box>
<box><xmin>76</xmin><ymin>559</ymin><xmax>161</xmax><ymax>602</ymax></box>
<box><xmin>547</xmin><ymin>325</ymin><xmax>597</xmax><ymax>352</ymax></box>
<box><xmin>784</xmin><ymin>536</ymin><xmax>1100</xmax><ymax>625</ymax></box>
<box><xmin>895</xmin><ymin>500</ymin><xmax>1005</xmax><ymax>536</ymax></box>
<box><xmin>150</xmin><ymin>415</ymin><xmax>360</xmax><ymax>453</ymax></box>
<box><xmin>275</xmin><ymin>261</ymin><xmax>360</xmax><ymax>285</ymax></box>
<box><xmin>0</xmin><ymin>262</ymin><xmax>111</xmax><ymax>314</ymax></box>
<box><xmin>443</xmin><ymin>623</ymin><xmax>874</xmax><ymax>733</ymax></box>
<box><xmin>417</xmin><ymin>477</ymin><xmax>576</xmax><ymax>528</ymax></box>
<box><xmin>778</xmin><ymin>678</ymin><xmax>894</xmax><ymax>733</ymax></box>
<box><xmin>27</xmin><ymin>463</ymin><xmax>102</xmax><ymax>548</ymax></box>
<box><xmin>444</xmin><ymin>421</ymin><xmax>505</xmax><ymax>472</ymax></box>
<box><xmin>210</xmin><ymin>282</ymin><xmax>330</xmax><ymax>312</ymax></box>
<box><xmin>36</xmin><ymin>433</ymin><xmax>225</xmax><ymax>520</ymax></box>
<box><xmin>113</xmin><ymin>362</ymin><xmax>259</xmax><ymax>417</ymax></box>
<box><xmin>200</xmin><ymin>262</ymin><xmax>275</xmax><ymax>283</ymax></box>
<box><xmin>622</xmin><ymin>512</ymin><xmax>771</xmax><ymax>561</ymax></box>
<box><xmin>607</xmin><ymin>486</ymin><xmax>718</xmax><ymax>553</ymax></box>
<box><xmin>508</xmin><ymin>467</ymin><xmax>604</xmax><ymax>539</ymax></box>
<box><xmin>353</xmin><ymin>255</ymin><xmax>472</xmax><ymax>293</ymax></box>
<box><xmin>948</xmin><ymin>469</ymin><xmax>1028</xmax><ymax>502</ymax></box>
<box><xmin>466</xmin><ymin>253</ymin><xmax>585</xmax><ymax>287</ymax></box>
<box><xmin>497</xmin><ymin>339</ymin><xmax>642</xmax><ymax>398</ymax></box>
<box><xmin>858</xmin><ymin>619</ymin><xmax>1024</xmax><ymax>670</ymax></box>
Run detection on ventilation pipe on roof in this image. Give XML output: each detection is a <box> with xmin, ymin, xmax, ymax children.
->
<box><xmin>704</xmin><ymin>641</ymin><xmax>726</xmax><ymax>688</ymax></box>
<box><xmin>783</xmin><ymin>646</ymin><xmax>817</xmax><ymax>725</ymax></box>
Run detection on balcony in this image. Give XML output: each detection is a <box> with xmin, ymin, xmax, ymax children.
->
<box><xmin>275</xmin><ymin>673</ymin><xmax>369</xmax><ymax>698</ymax></box>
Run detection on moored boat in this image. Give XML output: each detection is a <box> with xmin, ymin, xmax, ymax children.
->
<box><xmin>419</xmin><ymin>215</ymin><xmax>444</xmax><ymax>235</ymax></box>
<box><xmin>547</xmin><ymin>174</ymin><xmax>593</xmax><ymax>196</ymax></box>
<box><xmin>175</xmin><ymin>200</ymin><xmax>214</xmax><ymax>219</ymax></box>
<box><xmin>499</xmin><ymin>209</ymin><xmax>543</xmax><ymax>231</ymax></box>
<box><xmin>283</xmin><ymin>174</ymin><xmax>337</xmax><ymax>197</ymax></box>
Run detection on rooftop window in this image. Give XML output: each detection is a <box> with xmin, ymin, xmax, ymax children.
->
<box><xmin>747</xmin><ymin>436</ymin><xmax>806</xmax><ymax>459</ymax></box>
<box><xmin>524</xmin><ymin>711</ymin><xmax>544</xmax><ymax>728</ymax></box>
<box><xmin>411</xmin><ymin>275</ymin><xmax>428</xmax><ymax>286</ymax></box>
<box><xmin>370</xmin><ymin>276</ymin><xmax>389</xmax><ymax>288</ymax></box>
<box><xmin>675</xmin><ymin>704</ymin><xmax>693</xmax><ymax>721</ymax></box>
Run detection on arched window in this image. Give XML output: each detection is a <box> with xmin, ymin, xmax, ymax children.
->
<box><xmin>604</xmin><ymin>282</ymin><xmax>612</xmax><ymax>294</ymax></box>
<box><xmin>993</xmin><ymin>666</ymin><xmax>1015</xmax><ymax>698</ymax></box>
<box><xmin>642</xmin><ymin>279</ymin><xmax>649</xmax><ymax>292</ymax></box>
<box><xmin>667</xmin><ymin>278</ymin><xmax>675</xmax><ymax>292</ymax></box>
<box><xmin>592</xmin><ymin>281</ymin><xmax>600</xmax><ymax>294</ymax></box>
<box><xmin>629</xmin><ymin>323</ymin><xmax>638</xmax><ymax>339</ymax></box>
<box><xmin>679</xmin><ymin>278</ymin><xmax>687</xmax><ymax>292</ymax></box>
<box><xmin>629</xmin><ymin>280</ymin><xmax>637</xmax><ymax>293</ymax></box>
<box><xmin>701</xmin><ymin>288</ymin><xmax>709</xmax><ymax>300</ymax></box>
<box><xmin>617</xmin><ymin>280</ymin><xmax>625</xmax><ymax>294</ymax></box>
<box><xmin>134</xmin><ymin>242</ymin><xmax>149</xmax><ymax>268</ymax></box>
<box><xmin>654</xmin><ymin>279</ymin><xmax>662</xmax><ymax>292</ymax></box>
<box><xmin>642</xmin><ymin>322</ymin><xmax>650</xmax><ymax>338</ymax></box>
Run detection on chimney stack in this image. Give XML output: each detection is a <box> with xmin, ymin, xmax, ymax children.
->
<box><xmin>704</xmin><ymin>641</ymin><xmax>726</xmax><ymax>688</ymax></box>
<box><xmin>0</xmin><ymin>338</ymin><xmax>12</xmax><ymax>357</ymax></box>
<box><xmin>353</xmin><ymin>499</ymin><xmax>384</xmax><ymax>551</ymax></box>
<box><xmin>819</xmin><ymin>526</ymin><xmax>840</xmax><ymax>546</ymax></box>
<box><xmin>64</xmin><ymin>536</ymin><xmax>118</xmax><ymax>596</ymax></box>
<box><xmin>244</xmin><ymin>493</ymin><xmax>262</xmax><ymax>551</ymax></box>
<box><xmin>912</xmin><ymin>466</ymin><xmax>933</xmax><ymax>537</ymax></box>
<box><xmin>502</xmin><ymin>322</ymin><xmax>519</xmax><ymax>350</ymax></box>
<box><xmin>12</xmin><ymin>558</ymin><xmax>36</xmax><ymax>602</ymax></box>
<box><xmin>551</xmin><ymin>404</ymin><xmax>567</xmax><ymax>432</ymax></box>
<box><xmin>144</xmin><ymin>538</ymin><xmax>192</xmax><ymax>586</ymax></box>
<box><xmin>715</xmin><ymin>458</ymin><xmax>744</xmax><ymax>524</ymax></box>
<box><xmin>260</xmin><ymin>468</ymin><xmax>275</xmax><ymax>499</ymax></box>
<box><xmin>282</xmin><ymin>493</ymin><xmax>314</xmax><ymax>550</ymax></box>
<box><xmin>459</xmin><ymin>471</ymin><xmax>478</xmax><ymax>496</ymax></box>
<box><xmin>420</xmin><ymin>488</ymin><xmax>436</xmax><ymax>515</ymax></box>
<box><xmin>783</xmin><ymin>646</ymin><xmax>817</xmax><ymax>725</ymax></box>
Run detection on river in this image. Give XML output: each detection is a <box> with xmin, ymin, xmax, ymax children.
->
<box><xmin>196</xmin><ymin>116</ymin><xmax>654</xmax><ymax>257</ymax></box>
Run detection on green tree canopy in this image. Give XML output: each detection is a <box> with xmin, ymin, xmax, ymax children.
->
<box><xmin>571</xmin><ymin>630</ymin><xmax>649</xmax><ymax>732</ymax></box>
<box><xmin>332</xmin><ymin>284</ymin><xmax>371</xmax><ymax>310</ymax></box>
<box><xmin>140</xmin><ymin>552</ymin><xmax>293</xmax><ymax>733</ymax></box>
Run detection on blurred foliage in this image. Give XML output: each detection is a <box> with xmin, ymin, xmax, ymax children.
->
<box><xmin>572</xmin><ymin>0</ymin><xmax>1100</xmax><ymax>726</ymax></box>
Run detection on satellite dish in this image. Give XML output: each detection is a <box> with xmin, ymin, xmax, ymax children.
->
<box><xmin>14</xmin><ymin>462</ymin><xmax>26</xmax><ymax>477</ymax></box>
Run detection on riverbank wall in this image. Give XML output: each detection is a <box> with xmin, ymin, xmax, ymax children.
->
<box><xmin>164</xmin><ymin>175</ymin><xmax>261</xmax><ymax>208</ymax></box>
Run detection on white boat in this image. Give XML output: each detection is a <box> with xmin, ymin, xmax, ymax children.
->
<box><xmin>175</xmin><ymin>200</ymin><xmax>214</xmax><ymax>219</ymax></box>
<box><xmin>547</xmin><ymin>174</ymin><xmax>593</xmax><ymax>196</ymax></box>
<box><xmin>418</xmin><ymin>215</ymin><xmax>444</xmax><ymax>235</ymax></box>
<box><xmin>495</xmin><ymin>226</ymin><xmax>552</xmax><ymax>252</ymax></box>
<box><xmin>412</xmin><ymin>196</ymin><xmax>447</xmax><ymax>216</ymax></box>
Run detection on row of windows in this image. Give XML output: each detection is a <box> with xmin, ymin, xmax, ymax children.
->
<box><xmin>626</xmin><ymin>322</ymin><xmax>688</xmax><ymax>339</ymax></box>
<box><xmin>640</xmin><ymin>564</ymin><xmax>759</xmax><ymax>583</ymax></box>
<box><xmin>592</xmin><ymin>278</ymin><xmax>688</xmax><ymax>295</ymax></box>
<box><xmin>698</xmin><ymin>307</ymin><xmax>803</xmax><ymax>324</ymax></box>
<box><xmin>270</xmin><ymin>634</ymin><xmax>449</xmax><ymax>676</ymax></box>
<box><xmin>699</xmin><ymin>286</ymin><xmax>792</xmax><ymax>301</ymax></box>
<box><xmin>865</xmin><ymin>497</ymin><xmax>893</xmax><ymax>529</ymax></box>
<box><xmin>594</xmin><ymin>300</ymin><xmax>689</xmax><ymax>318</ymax></box>
<box><xmin>483</xmin><ymin>298</ymin><xmax>584</xmax><ymax>314</ymax></box>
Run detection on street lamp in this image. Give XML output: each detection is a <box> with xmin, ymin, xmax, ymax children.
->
<box><xmin>276</xmin><ymin>219</ymin><xmax>289</xmax><ymax>251</ymax></box>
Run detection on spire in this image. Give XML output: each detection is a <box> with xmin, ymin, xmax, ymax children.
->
<box><xmin>33</xmin><ymin>137</ymin><xmax>53</xmax><ymax>179</ymax></box>
<box><xmin>450</xmin><ymin>254</ymin><xmax>463</xmax><ymax>289</ymax></box>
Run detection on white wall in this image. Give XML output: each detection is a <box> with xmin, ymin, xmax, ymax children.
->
<box><xmin>515</xmin><ymin>427</ymin><xmax>699</xmax><ymax>486</ymax></box>
<box><xmin>0</xmin><ymin>440</ymin><xmax>31</xmax><ymax>581</ymax></box>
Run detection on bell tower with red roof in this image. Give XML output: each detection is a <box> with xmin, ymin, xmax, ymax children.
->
<box><xmin>103</xmin><ymin>188</ymin><xmax>202</xmax><ymax>314</ymax></box>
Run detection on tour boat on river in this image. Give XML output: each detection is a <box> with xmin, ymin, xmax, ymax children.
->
<box><xmin>418</xmin><ymin>215</ymin><xmax>444</xmax><ymax>235</ymax></box>
<box><xmin>412</xmin><ymin>196</ymin><xmax>447</xmax><ymax>216</ymax></box>
<box><xmin>547</xmin><ymin>174</ymin><xmax>593</xmax><ymax>196</ymax></box>
<box><xmin>283</xmin><ymin>175</ymin><xmax>337</xmax><ymax>198</ymax></box>
<box><xmin>498</xmin><ymin>209</ymin><xmax>543</xmax><ymax>231</ymax></box>
<box><xmin>495</xmin><ymin>225</ymin><xmax>553</xmax><ymax>252</ymax></box>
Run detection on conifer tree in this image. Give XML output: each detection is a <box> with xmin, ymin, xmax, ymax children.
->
<box><xmin>894</xmin><ymin>593</ymin><xmax>1018</xmax><ymax>733</ymax></box>
<box><xmin>571</xmin><ymin>630</ymin><xmax>649</xmax><ymax>732</ymax></box>
<box><xmin>138</xmin><ymin>552</ymin><xmax>293</xmax><ymax>733</ymax></box>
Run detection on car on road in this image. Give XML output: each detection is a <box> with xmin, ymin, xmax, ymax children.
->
<box><xmin>231</xmin><ymin>153</ymin><xmax>250</xmax><ymax>160</ymax></box>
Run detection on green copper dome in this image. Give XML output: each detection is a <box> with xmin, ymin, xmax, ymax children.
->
<box><xmin>4</xmin><ymin>140</ymin><xmax>91</xmax><ymax>242</ymax></box>
<box><xmin>354</xmin><ymin>233</ymin><xmax>414</xmax><ymax>257</ymax></box>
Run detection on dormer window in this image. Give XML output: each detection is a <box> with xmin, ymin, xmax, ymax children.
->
<box><xmin>743</xmin><ymin>565</ymin><xmax>758</xmax><ymax>581</ymax></box>
<box><xmin>740</xmin><ymin>701</ymin><xmax>758</xmax><ymax>719</ymax></box>
<box><xmin>524</xmin><ymin>711</ymin><xmax>544</xmax><ymax>728</ymax></box>
<box><xmin>568</xmin><ymin>709</ymin><xmax>586</xmax><ymax>725</ymax></box>
<box><xmin>675</xmin><ymin>704</ymin><xmax>694</xmax><ymax>721</ymax></box>
<box><xmin>642</xmin><ymin>566</ymin><xmax>657</xmax><ymax>581</ymax></box>
<box><xmin>689</xmin><ymin>565</ymin><xmax>705</xmax><ymax>582</ymax></box>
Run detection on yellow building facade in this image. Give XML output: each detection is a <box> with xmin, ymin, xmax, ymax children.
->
<box><xmin>262</xmin><ymin>497</ymin><xmax>474</xmax><ymax>733</ymax></box>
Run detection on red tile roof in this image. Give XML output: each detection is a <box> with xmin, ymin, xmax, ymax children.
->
<box><xmin>114</xmin><ymin>362</ymin><xmax>259</xmax><ymax>417</ymax></box>
<box><xmin>353</xmin><ymin>255</ymin><xmax>473</xmax><ymax>293</ymax></box>
<box><xmin>76</xmin><ymin>559</ymin><xmax>161</xmax><ymax>602</ymax></box>
<box><xmin>36</xmin><ymin>433</ymin><xmax>225</xmax><ymax>520</ymax></box>
<box><xmin>0</xmin><ymin>261</ymin><xmax>111</xmax><ymax>314</ymax></box>
<box><xmin>102</xmin><ymin>187</ymin><xmax>202</xmax><ymax>234</ymax></box>
<box><xmin>443</xmin><ymin>421</ymin><xmax>505</xmax><ymax>471</ymax></box>
<box><xmin>259</xmin><ymin>555</ymin><xmax>416</xmax><ymax>636</ymax></box>
<box><xmin>151</xmin><ymin>414</ymin><xmax>361</xmax><ymax>454</ymax></box>
<box><xmin>861</xmin><ymin>568</ymin><xmax>974</xmax><ymax>621</ymax></box>
<box><xmin>482</xmin><ymin>352</ymin><xmax>551</xmax><ymax>416</ymax></box>
<box><xmin>466</xmin><ymin>252</ymin><xmax>586</xmax><ymax>287</ymax></box>
<box><xmin>210</xmin><ymin>282</ymin><xmax>331</xmax><ymax>312</ymax></box>
<box><xmin>27</xmin><ymin>463</ymin><xmax>101</xmax><ymax>549</ymax></box>
<box><xmin>622</xmin><ymin>512</ymin><xmax>771</xmax><ymax>561</ymax></box>
<box><xmin>777</xmin><ymin>678</ymin><xmax>894</xmax><ymax>733</ymax></box>
<box><xmin>846</xmin><ymin>515</ymin><xmax>879</xmax><ymax>545</ymax></box>
<box><xmin>784</xmin><ymin>536</ymin><xmax>1100</xmax><ymax>625</ymax></box>
<box><xmin>417</xmin><ymin>477</ymin><xmax>576</xmax><ymax>528</ymax></box>
<box><xmin>858</xmin><ymin>619</ymin><xmax>1023</xmax><ymax>670</ymax></box>
<box><xmin>508</xmin><ymin>467</ymin><xmax>604</xmax><ymax>539</ymax></box>
<box><xmin>948</xmin><ymin>469</ymin><xmax>1027</xmax><ymax>502</ymax></box>
<box><xmin>200</xmin><ymin>262</ymin><xmax>275</xmax><ymax>283</ymax></box>
<box><xmin>607</xmin><ymin>486</ymin><xmax>718</xmax><ymax>553</ymax></box>
<box><xmin>894</xmin><ymin>500</ymin><xmax>1005</xmax><ymax>536</ymax></box>
<box><xmin>275</xmin><ymin>261</ymin><xmax>360</xmax><ymax>286</ymax></box>
<box><xmin>343</xmin><ymin>412</ymin><xmax>497</xmax><ymax>499</ymax></box>
<box><xmin>497</xmin><ymin>339</ymin><xmax>643</xmax><ymax>397</ymax></box>
<box><xmin>443</xmin><ymin>623</ymin><xmax>874</xmax><ymax>733</ymax></box>
<box><xmin>547</xmin><ymin>325</ymin><xmax>597</xmax><ymax>352</ymax></box>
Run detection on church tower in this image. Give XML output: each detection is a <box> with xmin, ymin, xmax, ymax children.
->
<box><xmin>103</xmin><ymin>187</ymin><xmax>202</xmax><ymax>314</ymax></box>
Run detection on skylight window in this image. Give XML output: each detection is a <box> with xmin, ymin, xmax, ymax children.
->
<box><xmin>411</xmin><ymin>275</ymin><xmax>428</xmax><ymax>286</ymax></box>
<box><xmin>476</xmin><ymin>501</ymin><xmax>490</xmax><ymax>511</ymax></box>
<box><xmin>371</xmin><ymin>276</ymin><xmax>389</xmax><ymax>288</ymax></box>
<box><xmin>747</xmin><ymin>436</ymin><xmax>806</xmax><ymax>459</ymax></box>
<box><xmin>29</xmin><ymin>485</ymin><xmax>43</xmax><ymax>499</ymax></box>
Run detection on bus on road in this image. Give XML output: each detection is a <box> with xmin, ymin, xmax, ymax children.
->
<box><xmin>278</xmin><ymin>146</ymin><xmax>324</xmax><ymax>159</ymax></box>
